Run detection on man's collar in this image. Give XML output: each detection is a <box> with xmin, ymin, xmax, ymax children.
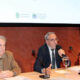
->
<box><xmin>47</xmin><ymin>44</ymin><xmax>56</xmax><ymax>50</ymax></box>
<box><xmin>48</xmin><ymin>45</ymin><xmax>52</xmax><ymax>50</ymax></box>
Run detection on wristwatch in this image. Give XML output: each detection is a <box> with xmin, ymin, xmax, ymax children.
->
<box><xmin>13</xmin><ymin>71</ymin><xmax>17</xmax><ymax>76</ymax></box>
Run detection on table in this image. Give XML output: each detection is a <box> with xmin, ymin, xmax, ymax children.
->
<box><xmin>19</xmin><ymin>66</ymin><xmax>80</xmax><ymax>80</ymax></box>
<box><xmin>1</xmin><ymin>66</ymin><xmax>80</xmax><ymax>80</ymax></box>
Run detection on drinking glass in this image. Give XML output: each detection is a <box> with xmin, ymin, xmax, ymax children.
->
<box><xmin>62</xmin><ymin>56</ymin><xmax>70</xmax><ymax>69</ymax></box>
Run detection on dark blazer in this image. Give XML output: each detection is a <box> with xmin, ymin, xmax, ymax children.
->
<box><xmin>34</xmin><ymin>44</ymin><xmax>63</xmax><ymax>73</ymax></box>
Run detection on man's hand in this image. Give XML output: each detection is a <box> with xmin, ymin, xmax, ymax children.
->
<box><xmin>58</xmin><ymin>49</ymin><xmax>65</xmax><ymax>57</ymax></box>
<box><xmin>0</xmin><ymin>70</ymin><xmax>14</xmax><ymax>78</ymax></box>
<box><xmin>42</xmin><ymin>64</ymin><xmax>52</xmax><ymax>75</ymax></box>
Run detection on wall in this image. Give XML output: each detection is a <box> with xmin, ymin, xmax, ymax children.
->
<box><xmin>0</xmin><ymin>27</ymin><xmax>80</xmax><ymax>72</ymax></box>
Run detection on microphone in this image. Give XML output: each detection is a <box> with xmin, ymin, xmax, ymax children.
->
<box><xmin>69</xmin><ymin>46</ymin><xmax>72</xmax><ymax>50</ymax></box>
<box><xmin>62</xmin><ymin>54</ymin><xmax>66</xmax><ymax>58</ymax></box>
<box><xmin>68</xmin><ymin>46</ymin><xmax>73</xmax><ymax>53</ymax></box>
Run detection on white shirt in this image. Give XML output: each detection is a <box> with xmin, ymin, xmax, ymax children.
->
<box><xmin>48</xmin><ymin>46</ymin><xmax>57</xmax><ymax>69</ymax></box>
<box><xmin>41</xmin><ymin>45</ymin><xmax>57</xmax><ymax>73</ymax></box>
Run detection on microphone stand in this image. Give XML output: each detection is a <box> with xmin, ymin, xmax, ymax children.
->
<box><xmin>44</xmin><ymin>68</ymin><xmax>50</xmax><ymax>78</ymax></box>
<box><xmin>39</xmin><ymin>68</ymin><xmax>50</xmax><ymax>79</ymax></box>
<box><xmin>39</xmin><ymin>57</ymin><xmax>50</xmax><ymax>79</ymax></box>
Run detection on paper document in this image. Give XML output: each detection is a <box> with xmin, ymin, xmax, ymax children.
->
<box><xmin>51</xmin><ymin>77</ymin><xmax>72</xmax><ymax>80</ymax></box>
<box><xmin>55</xmin><ymin>70</ymin><xmax>69</xmax><ymax>74</ymax></box>
<box><xmin>68</xmin><ymin>66</ymin><xmax>80</xmax><ymax>72</ymax></box>
<box><xmin>4</xmin><ymin>76</ymin><xmax>32</xmax><ymax>80</ymax></box>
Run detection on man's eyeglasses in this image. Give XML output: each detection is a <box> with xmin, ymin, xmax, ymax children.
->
<box><xmin>47</xmin><ymin>38</ymin><xmax>58</xmax><ymax>41</ymax></box>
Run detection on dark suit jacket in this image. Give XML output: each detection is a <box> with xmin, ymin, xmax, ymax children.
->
<box><xmin>34</xmin><ymin>44</ymin><xmax>62</xmax><ymax>73</ymax></box>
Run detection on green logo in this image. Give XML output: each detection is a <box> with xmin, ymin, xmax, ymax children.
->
<box><xmin>16</xmin><ymin>12</ymin><xmax>20</xmax><ymax>18</ymax></box>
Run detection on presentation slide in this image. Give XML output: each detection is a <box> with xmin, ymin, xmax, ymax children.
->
<box><xmin>0</xmin><ymin>0</ymin><xmax>80</xmax><ymax>24</ymax></box>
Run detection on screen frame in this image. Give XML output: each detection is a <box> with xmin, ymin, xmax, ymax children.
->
<box><xmin>0</xmin><ymin>23</ymin><xmax>80</xmax><ymax>27</ymax></box>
